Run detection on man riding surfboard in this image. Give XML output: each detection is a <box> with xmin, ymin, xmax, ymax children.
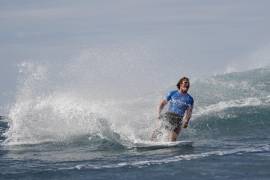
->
<box><xmin>152</xmin><ymin>77</ymin><xmax>194</xmax><ymax>141</ymax></box>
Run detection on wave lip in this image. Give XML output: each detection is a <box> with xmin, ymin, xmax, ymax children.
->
<box><xmin>194</xmin><ymin>96</ymin><xmax>270</xmax><ymax>117</ymax></box>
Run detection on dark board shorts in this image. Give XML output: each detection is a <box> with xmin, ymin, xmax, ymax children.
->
<box><xmin>160</xmin><ymin>112</ymin><xmax>183</xmax><ymax>131</ymax></box>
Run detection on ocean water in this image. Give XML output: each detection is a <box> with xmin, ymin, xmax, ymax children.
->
<box><xmin>1</xmin><ymin>66</ymin><xmax>270</xmax><ymax>180</ymax></box>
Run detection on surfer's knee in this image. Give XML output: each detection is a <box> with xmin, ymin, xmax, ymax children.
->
<box><xmin>169</xmin><ymin>131</ymin><xmax>177</xmax><ymax>141</ymax></box>
<box><xmin>170</xmin><ymin>127</ymin><xmax>181</xmax><ymax>141</ymax></box>
<box><xmin>174</xmin><ymin>127</ymin><xmax>181</xmax><ymax>134</ymax></box>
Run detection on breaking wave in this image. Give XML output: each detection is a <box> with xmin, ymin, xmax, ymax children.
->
<box><xmin>1</xmin><ymin>58</ymin><xmax>270</xmax><ymax>147</ymax></box>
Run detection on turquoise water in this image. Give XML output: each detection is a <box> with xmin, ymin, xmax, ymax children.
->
<box><xmin>1</xmin><ymin>67</ymin><xmax>270</xmax><ymax>179</ymax></box>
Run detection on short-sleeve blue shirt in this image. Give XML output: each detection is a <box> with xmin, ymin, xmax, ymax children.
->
<box><xmin>164</xmin><ymin>90</ymin><xmax>194</xmax><ymax>116</ymax></box>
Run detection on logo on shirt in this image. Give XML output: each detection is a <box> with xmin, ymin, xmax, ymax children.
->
<box><xmin>171</xmin><ymin>99</ymin><xmax>190</xmax><ymax>109</ymax></box>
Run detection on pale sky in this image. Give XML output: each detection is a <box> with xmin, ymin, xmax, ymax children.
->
<box><xmin>1</xmin><ymin>0</ymin><xmax>270</xmax><ymax>107</ymax></box>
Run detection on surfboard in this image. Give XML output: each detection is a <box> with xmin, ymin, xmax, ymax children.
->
<box><xmin>133</xmin><ymin>140</ymin><xmax>193</xmax><ymax>149</ymax></box>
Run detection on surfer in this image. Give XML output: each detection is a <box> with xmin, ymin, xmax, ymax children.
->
<box><xmin>152</xmin><ymin>77</ymin><xmax>194</xmax><ymax>141</ymax></box>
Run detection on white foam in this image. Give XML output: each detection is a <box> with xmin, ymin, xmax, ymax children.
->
<box><xmin>194</xmin><ymin>97</ymin><xmax>269</xmax><ymax>117</ymax></box>
<box><xmin>4</xmin><ymin>93</ymin><xmax>103</xmax><ymax>145</ymax></box>
<box><xmin>4</xmin><ymin>91</ymin><xmax>154</xmax><ymax>145</ymax></box>
<box><xmin>3</xmin><ymin>60</ymin><xmax>160</xmax><ymax>145</ymax></box>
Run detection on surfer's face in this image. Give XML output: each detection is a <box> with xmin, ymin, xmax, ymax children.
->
<box><xmin>180</xmin><ymin>81</ymin><xmax>189</xmax><ymax>93</ymax></box>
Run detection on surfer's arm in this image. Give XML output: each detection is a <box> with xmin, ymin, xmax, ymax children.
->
<box><xmin>157</xmin><ymin>99</ymin><xmax>167</xmax><ymax>118</ymax></box>
<box><xmin>183</xmin><ymin>106</ymin><xmax>193</xmax><ymax>128</ymax></box>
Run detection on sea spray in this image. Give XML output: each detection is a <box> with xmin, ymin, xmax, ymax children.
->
<box><xmin>4</xmin><ymin>59</ymin><xmax>158</xmax><ymax>145</ymax></box>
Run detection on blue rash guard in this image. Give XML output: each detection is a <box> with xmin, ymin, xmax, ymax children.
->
<box><xmin>164</xmin><ymin>90</ymin><xmax>194</xmax><ymax>117</ymax></box>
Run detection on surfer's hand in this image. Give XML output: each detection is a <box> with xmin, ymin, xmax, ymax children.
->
<box><xmin>183</xmin><ymin>121</ymin><xmax>189</xmax><ymax>128</ymax></box>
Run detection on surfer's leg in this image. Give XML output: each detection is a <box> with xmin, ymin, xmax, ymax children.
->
<box><xmin>151</xmin><ymin>116</ymin><xmax>165</xmax><ymax>141</ymax></box>
<box><xmin>169</xmin><ymin>127</ymin><xmax>181</xmax><ymax>141</ymax></box>
<box><xmin>151</xmin><ymin>129</ymin><xmax>160</xmax><ymax>141</ymax></box>
<box><xmin>151</xmin><ymin>123</ymin><xmax>163</xmax><ymax>141</ymax></box>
